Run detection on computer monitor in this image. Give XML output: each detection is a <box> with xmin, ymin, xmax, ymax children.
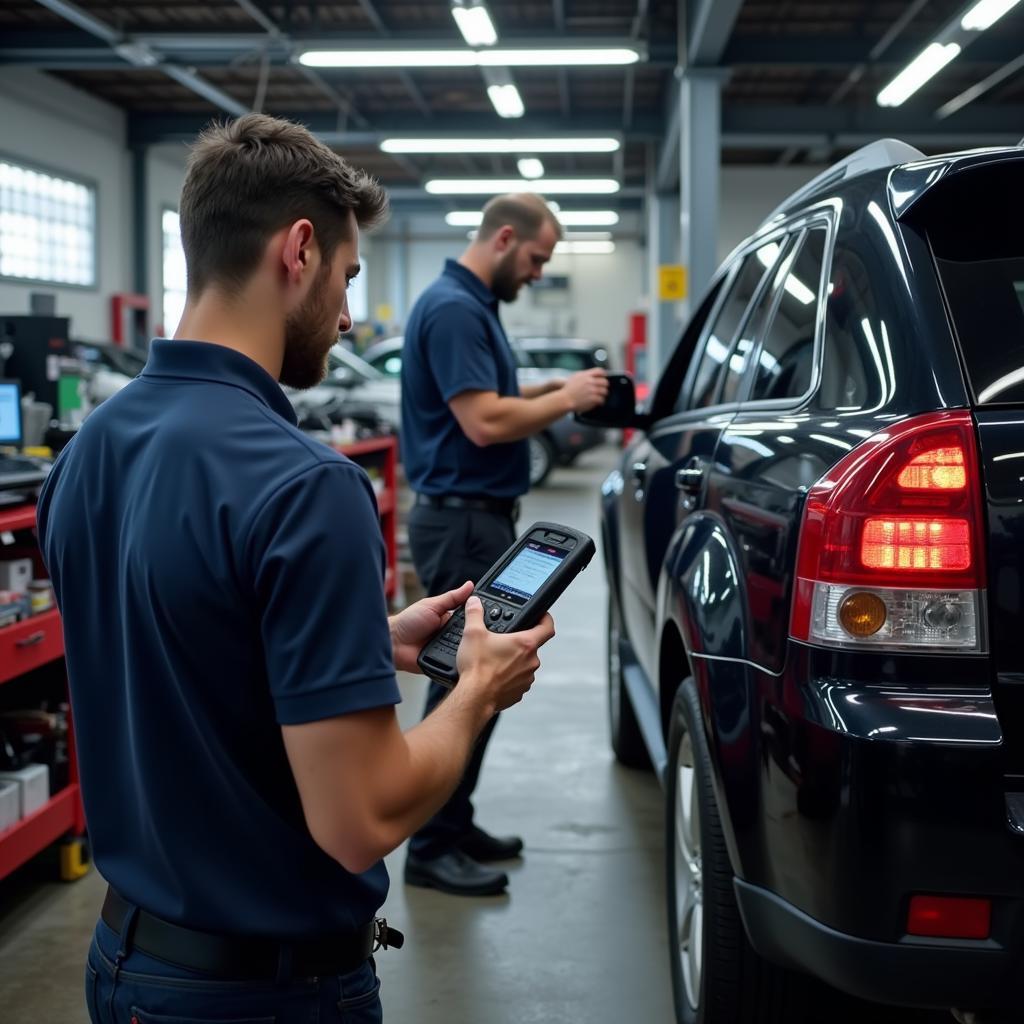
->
<box><xmin>0</xmin><ymin>381</ymin><xmax>23</xmax><ymax>447</ymax></box>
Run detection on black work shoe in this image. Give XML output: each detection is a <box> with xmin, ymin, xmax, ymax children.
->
<box><xmin>404</xmin><ymin>849</ymin><xmax>508</xmax><ymax>896</ymax></box>
<box><xmin>456</xmin><ymin>825</ymin><xmax>524</xmax><ymax>862</ymax></box>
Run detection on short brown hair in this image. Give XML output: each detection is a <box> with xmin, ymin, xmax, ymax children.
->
<box><xmin>477</xmin><ymin>193</ymin><xmax>563</xmax><ymax>243</ymax></box>
<box><xmin>179</xmin><ymin>114</ymin><xmax>388</xmax><ymax>296</ymax></box>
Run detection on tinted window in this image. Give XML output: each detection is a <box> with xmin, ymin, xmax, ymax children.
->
<box><xmin>680</xmin><ymin>253</ymin><xmax>774</xmax><ymax>412</ymax></box>
<box><xmin>749</xmin><ymin>228</ymin><xmax>825</xmax><ymax>403</ymax></box>
<box><xmin>938</xmin><ymin>257</ymin><xmax>1024</xmax><ymax>405</ymax></box>
<box><xmin>818</xmin><ymin>245</ymin><xmax>887</xmax><ymax>411</ymax></box>
<box><xmin>922</xmin><ymin>160</ymin><xmax>1024</xmax><ymax>406</ymax></box>
<box><xmin>718</xmin><ymin>239</ymin><xmax>790</xmax><ymax>405</ymax></box>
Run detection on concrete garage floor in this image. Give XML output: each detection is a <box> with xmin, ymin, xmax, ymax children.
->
<box><xmin>0</xmin><ymin>444</ymin><xmax>950</xmax><ymax>1023</ymax></box>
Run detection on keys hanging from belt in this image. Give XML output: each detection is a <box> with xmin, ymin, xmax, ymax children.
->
<box><xmin>373</xmin><ymin>917</ymin><xmax>405</xmax><ymax>951</ymax></box>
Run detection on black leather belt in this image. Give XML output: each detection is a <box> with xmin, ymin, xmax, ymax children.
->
<box><xmin>415</xmin><ymin>493</ymin><xmax>519</xmax><ymax>517</ymax></box>
<box><xmin>101</xmin><ymin>887</ymin><xmax>378</xmax><ymax>980</ymax></box>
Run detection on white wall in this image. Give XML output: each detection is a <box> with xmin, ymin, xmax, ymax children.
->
<box><xmin>147</xmin><ymin>144</ymin><xmax>189</xmax><ymax>334</ymax></box>
<box><xmin>0</xmin><ymin>68</ymin><xmax>132</xmax><ymax>341</ymax></box>
<box><xmin>365</xmin><ymin>234</ymin><xmax>644</xmax><ymax>363</ymax></box>
<box><xmin>718</xmin><ymin>166</ymin><xmax>828</xmax><ymax>264</ymax></box>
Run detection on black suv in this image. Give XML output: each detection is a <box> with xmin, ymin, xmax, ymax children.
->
<box><xmin>588</xmin><ymin>141</ymin><xmax>1024</xmax><ymax>1023</ymax></box>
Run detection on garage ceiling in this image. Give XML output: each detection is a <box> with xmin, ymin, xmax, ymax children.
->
<box><xmin>1</xmin><ymin>0</ymin><xmax>1023</xmax><ymax>198</ymax></box>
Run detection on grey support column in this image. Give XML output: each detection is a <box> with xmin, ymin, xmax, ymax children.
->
<box><xmin>646</xmin><ymin>185</ymin><xmax>682</xmax><ymax>377</ymax></box>
<box><xmin>131</xmin><ymin>145</ymin><xmax>148</xmax><ymax>297</ymax></box>
<box><xmin>679</xmin><ymin>70</ymin><xmax>726</xmax><ymax>322</ymax></box>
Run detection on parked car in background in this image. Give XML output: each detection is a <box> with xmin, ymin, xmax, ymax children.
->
<box><xmin>512</xmin><ymin>336</ymin><xmax>610</xmax><ymax>372</ymax></box>
<box><xmin>362</xmin><ymin>335</ymin><xmax>607</xmax><ymax>485</ymax></box>
<box><xmin>290</xmin><ymin>343</ymin><xmax>401</xmax><ymax>435</ymax></box>
<box><xmin>587</xmin><ymin>141</ymin><xmax>1024</xmax><ymax>1024</ymax></box>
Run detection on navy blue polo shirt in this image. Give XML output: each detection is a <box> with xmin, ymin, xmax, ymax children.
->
<box><xmin>37</xmin><ymin>340</ymin><xmax>401</xmax><ymax>938</ymax></box>
<box><xmin>401</xmin><ymin>259</ymin><xmax>530</xmax><ymax>498</ymax></box>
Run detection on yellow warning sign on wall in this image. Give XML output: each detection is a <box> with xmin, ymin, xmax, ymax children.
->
<box><xmin>659</xmin><ymin>265</ymin><xmax>687</xmax><ymax>301</ymax></box>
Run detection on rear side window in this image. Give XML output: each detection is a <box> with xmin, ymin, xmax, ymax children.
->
<box><xmin>718</xmin><ymin>238</ymin><xmax>792</xmax><ymax>405</ymax></box>
<box><xmin>681</xmin><ymin>252</ymin><xmax>773</xmax><ymax>412</ymax></box>
<box><xmin>748</xmin><ymin>228</ymin><xmax>826</xmax><ymax>403</ymax></box>
<box><xmin>818</xmin><ymin>245</ymin><xmax>887</xmax><ymax>411</ymax></box>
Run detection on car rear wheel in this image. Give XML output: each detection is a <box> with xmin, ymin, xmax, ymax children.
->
<box><xmin>667</xmin><ymin>680</ymin><xmax>815</xmax><ymax>1024</ymax></box>
<box><xmin>607</xmin><ymin>594</ymin><xmax>649</xmax><ymax>769</ymax></box>
<box><xmin>528</xmin><ymin>433</ymin><xmax>556</xmax><ymax>487</ymax></box>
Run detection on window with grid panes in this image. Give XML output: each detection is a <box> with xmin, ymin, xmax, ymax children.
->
<box><xmin>0</xmin><ymin>159</ymin><xmax>96</xmax><ymax>286</ymax></box>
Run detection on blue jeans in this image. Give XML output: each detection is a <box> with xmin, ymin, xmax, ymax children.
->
<box><xmin>86</xmin><ymin>918</ymin><xmax>382</xmax><ymax>1024</ymax></box>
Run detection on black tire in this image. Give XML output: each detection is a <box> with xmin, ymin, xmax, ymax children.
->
<box><xmin>528</xmin><ymin>433</ymin><xmax>556</xmax><ymax>487</ymax></box>
<box><xmin>607</xmin><ymin>593</ymin><xmax>650</xmax><ymax>769</ymax></box>
<box><xmin>667</xmin><ymin>680</ymin><xmax>813</xmax><ymax>1024</ymax></box>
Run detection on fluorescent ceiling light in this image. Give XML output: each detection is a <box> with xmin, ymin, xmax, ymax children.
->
<box><xmin>487</xmin><ymin>84</ymin><xmax>525</xmax><ymax>118</ymax></box>
<box><xmin>518</xmin><ymin>158</ymin><xmax>545</xmax><ymax>179</ymax></box>
<box><xmin>877</xmin><ymin>42</ymin><xmax>962</xmax><ymax>107</ymax></box>
<box><xmin>555</xmin><ymin>241</ymin><xmax>616</xmax><ymax>255</ymax></box>
<box><xmin>380</xmin><ymin>137</ymin><xmax>620</xmax><ymax>154</ymax></box>
<box><xmin>451</xmin><ymin>4</ymin><xmax>498</xmax><ymax>46</ymax></box>
<box><xmin>563</xmin><ymin>231</ymin><xmax>613</xmax><ymax>241</ymax></box>
<box><xmin>428</xmin><ymin>179</ymin><xmax>620</xmax><ymax>195</ymax></box>
<box><xmin>961</xmin><ymin>0</ymin><xmax>1022</xmax><ymax>30</ymax></box>
<box><xmin>445</xmin><ymin>209</ymin><xmax>619</xmax><ymax>227</ymax></box>
<box><xmin>299</xmin><ymin>47</ymin><xmax>640</xmax><ymax>68</ymax></box>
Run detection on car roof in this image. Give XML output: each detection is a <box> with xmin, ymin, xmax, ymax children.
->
<box><xmin>513</xmin><ymin>337</ymin><xmax>601</xmax><ymax>350</ymax></box>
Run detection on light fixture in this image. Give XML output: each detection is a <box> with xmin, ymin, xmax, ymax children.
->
<box><xmin>427</xmin><ymin>179</ymin><xmax>620</xmax><ymax>195</ymax></box>
<box><xmin>877</xmin><ymin>42</ymin><xmax>962</xmax><ymax>107</ymax></box>
<box><xmin>298</xmin><ymin>47</ymin><xmax>640</xmax><ymax>68</ymax></box>
<box><xmin>451</xmin><ymin>2</ymin><xmax>498</xmax><ymax>46</ymax></box>
<box><xmin>563</xmin><ymin>231</ymin><xmax>613</xmax><ymax>241</ymax></box>
<box><xmin>961</xmin><ymin>0</ymin><xmax>1022</xmax><ymax>30</ymax></box>
<box><xmin>487</xmin><ymin>84</ymin><xmax>525</xmax><ymax>118</ymax></box>
<box><xmin>555</xmin><ymin>240</ymin><xmax>616</xmax><ymax>255</ymax></box>
<box><xmin>380</xmin><ymin>137</ymin><xmax>620</xmax><ymax>154</ymax></box>
<box><xmin>517</xmin><ymin>158</ymin><xmax>545</xmax><ymax>179</ymax></box>
<box><xmin>445</xmin><ymin>209</ymin><xmax>620</xmax><ymax>226</ymax></box>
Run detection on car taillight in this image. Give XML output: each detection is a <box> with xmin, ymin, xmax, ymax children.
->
<box><xmin>790</xmin><ymin>411</ymin><xmax>987</xmax><ymax>652</ymax></box>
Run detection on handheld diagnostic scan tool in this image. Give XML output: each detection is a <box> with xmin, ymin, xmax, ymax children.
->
<box><xmin>417</xmin><ymin>521</ymin><xmax>595</xmax><ymax>688</ymax></box>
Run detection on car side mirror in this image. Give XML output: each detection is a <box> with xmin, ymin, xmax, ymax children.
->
<box><xmin>575</xmin><ymin>373</ymin><xmax>648</xmax><ymax>429</ymax></box>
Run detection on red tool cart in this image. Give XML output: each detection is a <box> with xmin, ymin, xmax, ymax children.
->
<box><xmin>0</xmin><ymin>502</ymin><xmax>88</xmax><ymax>884</ymax></box>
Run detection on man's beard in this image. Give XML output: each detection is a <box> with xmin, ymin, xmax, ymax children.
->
<box><xmin>280</xmin><ymin>267</ymin><xmax>337</xmax><ymax>389</ymax></box>
<box><xmin>492</xmin><ymin>248</ymin><xmax>525</xmax><ymax>303</ymax></box>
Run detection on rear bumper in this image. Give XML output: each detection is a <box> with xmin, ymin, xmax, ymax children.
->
<box><xmin>736</xmin><ymin>872</ymin><xmax>1020</xmax><ymax>1010</ymax></box>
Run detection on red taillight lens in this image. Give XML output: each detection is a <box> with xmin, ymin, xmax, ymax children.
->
<box><xmin>907</xmin><ymin>895</ymin><xmax>991</xmax><ymax>940</ymax></box>
<box><xmin>861</xmin><ymin>518</ymin><xmax>972</xmax><ymax>571</ymax></box>
<box><xmin>791</xmin><ymin>411</ymin><xmax>987</xmax><ymax>647</ymax></box>
<box><xmin>897</xmin><ymin>447</ymin><xmax>966</xmax><ymax>491</ymax></box>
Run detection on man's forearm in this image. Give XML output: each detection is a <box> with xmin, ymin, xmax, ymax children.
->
<box><xmin>519</xmin><ymin>380</ymin><xmax>563</xmax><ymax>400</ymax></box>
<box><xmin>368</xmin><ymin>681</ymin><xmax>495</xmax><ymax>853</ymax></box>
<box><xmin>468</xmin><ymin>390</ymin><xmax>575</xmax><ymax>445</ymax></box>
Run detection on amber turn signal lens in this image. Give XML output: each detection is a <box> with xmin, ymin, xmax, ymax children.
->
<box><xmin>838</xmin><ymin>591</ymin><xmax>887</xmax><ymax>637</ymax></box>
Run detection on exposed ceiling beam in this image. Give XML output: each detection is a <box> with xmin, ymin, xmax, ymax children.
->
<box><xmin>828</xmin><ymin>0</ymin><xmax>930</xmax><ymax>105</ymax></box>
<box><xmin>688</xmin><ymin>0</ymin><xmax>744</xmax><ymax>66</ymax></box>
<box><xmin>27</xmin><ymin>0</ymin><xmax>249</xmax><ymax>116</ymax></box>
<box><xmin>655</xmin><ymin>76</ymin><xmax>680</xmax><ymax>190</ymax></box>
<box><xmin>126</xmin><ymin>102</ymin><xmax>1024</xmax><ymax>150</ymax></box>
<box><xmin>127</xmin><ymin>111</ymin><xmax>663</xmax><ymax>146</ymax></box>
<box><xmin>722</xmin><ymin>31</ymin><xmax>1023</xmax><ymax>68</ymax></box>
<box><xmin>936</xmin><ymin>51</ymin><xmax>1024</xmax><ymax>119</ymax></box>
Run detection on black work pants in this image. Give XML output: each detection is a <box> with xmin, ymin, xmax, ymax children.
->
<box><xmin>406</xmin><ymin>503</ymin><xmax>517</xmax><ymax>859</ymax></box>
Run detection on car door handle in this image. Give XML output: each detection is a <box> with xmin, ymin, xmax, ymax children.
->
<box><xmin>675</xmin><ymin>464</ymin><xmax>706</xmax><ymax>496</ymax></box>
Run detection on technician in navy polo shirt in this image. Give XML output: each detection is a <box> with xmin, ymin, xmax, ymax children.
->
<box><xmin>37</xmin><ymin>116</ymin><xmax>554</xmax><ymax>1024</ymax></box>
<box><xmin>400</xmin><ymin>195</ymin><xmax>609</xmax><ymax>897</ymax></box>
